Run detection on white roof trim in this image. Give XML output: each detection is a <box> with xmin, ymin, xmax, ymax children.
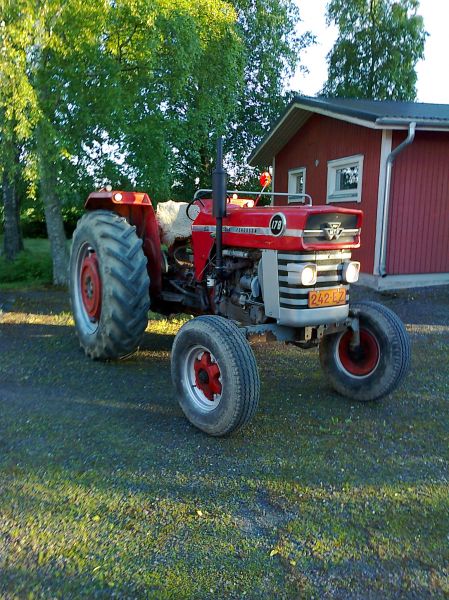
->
<box><xmin>281</xmin><ymin>101</ymin><xmax>449</xmax><ymax>132</ymax></box>
<box><xmin>249</xmin><ymin>100</ymin><xmax>449</xmax><ymax>165</ymax></box>
<box><xmin>292</xmin><ymin>102</ymin><xmax>381</xmax><ymax>129</ymax></box>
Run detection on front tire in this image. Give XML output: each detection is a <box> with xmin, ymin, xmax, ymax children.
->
<box><xmin>171</xmin><ymin>316</ymin><xmax>260</xmax><ymax>436</ymax></box>
<box><xmin>319</xmin><ymin>301</ymin><xmax>411</xmax><ymax>401</ymax></box>
<box><xmin>70</xmin><ymin>210</ymin><xmax>150</xmax><ymax>359</ymax></box>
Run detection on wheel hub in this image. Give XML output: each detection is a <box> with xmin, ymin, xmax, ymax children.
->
<box><xmin>194</xmin><ymin>352</ymin><xmax>222</xmax><ymax>401</ymax></box>
<box><xmin>80</xmin><ymin>251</ymin><xmax>102</xmax><ymax>322</ymax></box>
<box><xmin>338</xmin><ymin>329</ymin><xmax>380</xmax><ymax>377</ymax></box>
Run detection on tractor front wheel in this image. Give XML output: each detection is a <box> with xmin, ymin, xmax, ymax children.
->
<box><xmin>171</xmin><ymin>316</ymin><xmax>260</xmax><ymax>436</ymax></box>
<box><xmin>319</xmin><ymin>301</ymin><xmax>411</xmax><ymax>401</ymax></box>
<box><xmin>70</xmin><ymin>210</ymin><xmax>150</xmax><ymax>359</ymax></box>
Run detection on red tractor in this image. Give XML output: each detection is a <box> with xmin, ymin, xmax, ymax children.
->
<box><xmin>69</xmin><ymin>140</ymin><xmax>410</xmax><ymax>436</ymax></box>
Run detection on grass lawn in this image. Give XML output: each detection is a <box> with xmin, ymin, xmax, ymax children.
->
<box><xmin>0</xmin><ymin>285</ymin><xmax>448</xmax><ymax>599</ymax></box>
<box><xmin>0</xmin><ymin>237</ymin><xmax>53</xmax><ymax>289</ymax></box>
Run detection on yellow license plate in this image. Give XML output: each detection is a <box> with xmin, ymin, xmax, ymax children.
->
<box><xmin>308</xmin><ymin>288</ymin><xmax>346</xmax><ymax>308</ymax></box>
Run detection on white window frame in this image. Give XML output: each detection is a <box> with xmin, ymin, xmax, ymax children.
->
<box><xmin>288</xmin><ymin>167</ymin><xmax>307</xmax><ymax>203</ymax></box>
<box><xmin>327</xmin><ymin>154</ymin><xmax>364</xmax><ymax>203</ymax></box>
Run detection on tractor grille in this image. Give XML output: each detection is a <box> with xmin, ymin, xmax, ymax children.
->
<box><xmin>277</xmin><ymin>250</ymin><xmax>351</xmax><ymax>309</ymax></box>
<box><xmin>303</xmin><ymin>212</ymin><xmax>360</xmax><ymax>244</ymax></box>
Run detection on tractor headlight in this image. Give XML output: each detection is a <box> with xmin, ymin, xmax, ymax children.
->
<box><xmin>342</xmin><ymin>261</ymin><xmax>360</xmax><ymax>283</ymax></box>
<box><xmin>287</xmin><ymin>263</ymin><xmax>317</xmax><ymax>286</ymax></box>
<box><xmin>301</xmin><ymin>264</ymin><xmax>317</xmax><ymax>286</ymax></box>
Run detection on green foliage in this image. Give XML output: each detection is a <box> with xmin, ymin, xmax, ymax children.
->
<box><xmin>19</xmin><ymin>204</ymin><xmax>84</xmax><ymax>237</ymax></box>
<box><xmin>225</xmin><ymin>0</ymin><xmax>313</xmax><ymax>177</ymax></box>
<box><xmin>323</xmin><ymin>0</ymin><xmax>427</xmax><ymax>100</ymax></box>
<box><xmin>1</xmin><ymin>0</ymin><xmax>308</xmax><ymax>205</ymax></box>
<box><xmin>0</xmin><ymin>0</ymin><xmax>310</xmax><ymax>282</ymax></box>
<box><xmin>0</xmin><ymin>238</ymin><xmax>52</xmax><ymax>286</ymax></box>
<box><xmin>112</xmin><ymin>0</ymin><xmax>247</xmax><ymax>200</ymax></box>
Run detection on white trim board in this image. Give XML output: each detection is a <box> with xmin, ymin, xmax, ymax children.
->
<box><xmin>373</xmin><ymin>130</ymin><xmax>393</xmax><ymax>275</ymax></box>
<box><xmin>358</xmin><ymin>272</ymin><xmax>449</xmax><ymax>291</ymax></box>
<box><xmin>291</xmin><ymin>102</ymin><xmax>381</xmax><ymax>130</ymax></box>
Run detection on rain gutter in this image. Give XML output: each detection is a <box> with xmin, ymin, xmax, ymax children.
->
<box><xmin>379</xmin><ymin>121</ymin><xmax>416</xmax><ymax>277</ymax></box>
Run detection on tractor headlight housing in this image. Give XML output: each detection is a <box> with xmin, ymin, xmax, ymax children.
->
<box><xmin>342</xmin><ymin>261</ymin><xmax>360</xmax><ymax>283</ymax></box>
<box><xmin>301</xmin><ymin>264</ymin><xmax>317</xmax><ymax>286</ymax></box>
<box><xmin>287</xmin><ymin>263</ymin><xmax>317</xmax><ymax>287</ymax></box>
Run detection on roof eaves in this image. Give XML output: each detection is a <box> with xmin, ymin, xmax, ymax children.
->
<box><xmin>248</xmin><ymin>101</ymin><xmax>380</xmax><ymax>166</ymax></box>
<box><xmin>248</xmin><ymin>97</ymin><xmax>449</xmax><ymax>167</ymax></box>
<box><xmin>292</xmin><ymin>96</ymin><xmax>380</xmax><ymax>123</ymax></box>
<box><xmin>376</xmin><ymin>117</ymin><xmax>449</xmax><ymax>130</ymax></box>
<box><xmin>292</xmin><ymin>102</ymin><xmax>380</xmax><ymax>128</ymax></box>
<box><xmin>247</xmin><ymin>99</ymin><xmax>300</xmax><ymax>165</ymax></box>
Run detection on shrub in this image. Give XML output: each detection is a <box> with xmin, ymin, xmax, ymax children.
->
<box><xmin>0</xmin><ymin>240</ymin><xmax>52</xmax><ymax>285</ymax></box>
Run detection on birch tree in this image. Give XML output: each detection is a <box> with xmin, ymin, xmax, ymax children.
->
<box><xmin>324</xmin><ymin>0</ymin><xmax>427</xmax><ymax>100</ymax></box>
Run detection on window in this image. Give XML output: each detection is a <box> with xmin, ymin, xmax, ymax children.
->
<box><xmin>327</xmin><ymin>155</ymin><xmax>364</xmax><ymax>203</ymax></box>
<box><xmin>288</xmin><ymin>167</ymin><xmax>306</xmax><ymax>203</ymax></box>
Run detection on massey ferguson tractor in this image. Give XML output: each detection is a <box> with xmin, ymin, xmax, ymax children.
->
<box><xmin>69</xmin><ymin>140</ymin><xmax>411</xmax><ymax>436</ymax></box>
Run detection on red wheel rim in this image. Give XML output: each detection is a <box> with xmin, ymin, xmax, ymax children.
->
<box><xmin>80</xmin><ymin>252</ymin><xmax>102</xmax><ymax>321</ymax></box>
<box><xmin>194</xmin><ymin>351</ymin><xmax>222</xmax><ymax>401</ymax></box>
<box><xmin>338</xmin><ymin>329</ymin><xmax>380</xmax><ymax>377</ymax></box>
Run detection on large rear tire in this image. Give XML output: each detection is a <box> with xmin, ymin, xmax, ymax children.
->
<box><xmin>70</xmin><ymin>210</ymin><xmax>150</xmax><ymax>359</ymax></box>
<box><xmin>319</xmin><ymin>301</ymin><xmax>411</xmax><ymax>401</ymax></box>
<box><xmin>171</xmin><ymin>316</ymin><xmax>260</xmax><ymax>436</ymax></box>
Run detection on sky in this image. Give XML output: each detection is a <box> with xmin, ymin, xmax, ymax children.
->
<box><xmin>290</xmin><ymin>0</ymin><xmax>449</xmax><ymax>104</ymax></box>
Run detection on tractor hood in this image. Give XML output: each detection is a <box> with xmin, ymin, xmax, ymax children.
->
<box><xmin>192</xmin><ymin>199</ymin><xmax>362</xmax><ymax>252</ymax></box>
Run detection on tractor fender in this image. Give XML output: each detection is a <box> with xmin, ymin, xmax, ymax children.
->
<box><xmin>85</xmin><ymin>190</ymin><xmax>162</xmax><ymax>297</ymax></box>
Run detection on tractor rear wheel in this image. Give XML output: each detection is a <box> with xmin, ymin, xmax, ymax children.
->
<box><xmin>70</xmin><ymin>210</ymin><xmax>150</xmax><ymax>359</ymax></box>
<box><xmin>171</xmin><ymin>316</ymin><xmax>260</xmax><ymax>436</ymax></box>
<box><xmin>319</xmin><ymin>301</ymin><xmax>411</xmax><ymax>401</ymax></box>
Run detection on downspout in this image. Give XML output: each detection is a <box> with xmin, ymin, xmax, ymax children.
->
<box><xmin>379</xmin><ymin>122</ymin><xmax>416</xmax><ymax>277</ymax></box>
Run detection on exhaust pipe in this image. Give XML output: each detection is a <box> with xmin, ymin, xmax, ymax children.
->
<box><xmin>212</xmin><ymin>138</ymin><xmax>227</xmax><ymax>278</ymax></box>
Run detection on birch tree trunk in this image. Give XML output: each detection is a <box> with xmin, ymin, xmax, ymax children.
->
<box><xmin>41</xmin><ymin>173</ymin><xmax>69</xmax><ymax>286</ymax></box>
<box><xmin>37</xmin><ymin>124</ymin><xmax>69</xmax><ymax>285</ymax></box>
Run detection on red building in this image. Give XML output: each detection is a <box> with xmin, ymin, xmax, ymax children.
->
<box><xmin>248</xmin><ymin>96</ymin><xmax>449</xmax><ymax>290</ymax></box>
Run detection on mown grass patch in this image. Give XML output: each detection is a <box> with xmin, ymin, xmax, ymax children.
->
<box><xmin>147</xmin><ymin>311</ymin><xmax>191</xmax><ymax>336</ymax></box>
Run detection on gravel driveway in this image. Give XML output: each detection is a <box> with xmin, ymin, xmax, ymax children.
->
<box><xmin>0</xmin><ymin>283</ymin><xmax>448</xmax><ymax>599</ymax></box>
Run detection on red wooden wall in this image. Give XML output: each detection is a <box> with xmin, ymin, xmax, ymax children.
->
<box><xmin>274</xmin><ymin>115</ymin><xmax>382</xmax><ymax>274</ymax></box>
<box><xmin>387</xmin><ymin>131</ymin><xmax>449</xmax><ymax>275</ymax></box>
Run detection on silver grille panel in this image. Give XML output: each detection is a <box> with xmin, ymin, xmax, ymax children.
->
<box><xmin>302</xmin><ymin>228</ymin><xmax>360</xmax><ymax>244</ymax></box>
<box><xmin>261</xmin><ymin>249</ymin><xmax>351</xmax><ymax>327</ymax></box>
<box><xmin>278</xmin><ymin>250</ymin><xmax>350</xmax><ymax>309</ymax></box>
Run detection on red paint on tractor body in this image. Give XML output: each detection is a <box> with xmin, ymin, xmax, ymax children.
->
<box><xmin>191</xmin><ymin>199</ymin><xmax>362</xmax><ymax>280</ymax></box>
<box><xmin>85</xmin><ymin>190</ymin><xmax>162</xmax><ymax>296</ymax></box>
<box><xmin>84</xmin><ymin>190</ymin><xmax>362</xmax><ymax>293</ymax></box>
<box><xmin>85</xmin><ymin>190</ymin><xmax>153</xmax><ymax>207</ymax></box>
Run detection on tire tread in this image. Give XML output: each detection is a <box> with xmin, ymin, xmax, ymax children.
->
<box><xmin>70</xmin><ymin>210</ymin><xmax>150</xmax><ymax>360</ymax></box>
<box><xmin>171</xmin><ymin>315</ymin><xmax>260</xmax><ymax>436</ymax></box>
<box><xmin>319</xmin><ymin>300</ymin><xmax>411</xmax><ymax>401</ymax></box>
